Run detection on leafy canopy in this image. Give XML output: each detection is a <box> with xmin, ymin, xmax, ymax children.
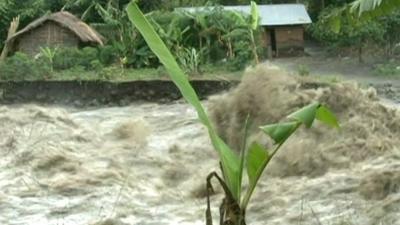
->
<box><xmin>327</xmin><ymin>0</ymin><xmax>400</xmax><ymax>33</ymax></box>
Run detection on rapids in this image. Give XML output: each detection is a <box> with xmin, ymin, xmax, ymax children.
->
<box><xmin>1</xmin><ymin>66</ymin><xmax>400</xmax><ymax>225</ymax></box>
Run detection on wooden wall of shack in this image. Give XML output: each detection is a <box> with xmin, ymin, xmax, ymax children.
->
<box><xmin>16</xmin><ymin>21</ymin><xmax>79</xmax><ymax>56</ymax></box>
<box><xmin>261</xmin><ymin>25</ymin><xmax>305</xmax><ymax>57</ymax></box>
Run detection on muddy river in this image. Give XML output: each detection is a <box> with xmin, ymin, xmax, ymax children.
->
<box><xmin>1</xmin><ymin>65</ymin><xmax>400</xmax><ymax>225</ymax></box>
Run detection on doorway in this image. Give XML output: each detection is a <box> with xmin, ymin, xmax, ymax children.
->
<box><xmin>270</xmin><ymin>28</ymin><xmax>277</xmax><ymax>56</ymax></box>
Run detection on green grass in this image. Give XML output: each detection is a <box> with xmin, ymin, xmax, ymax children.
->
<box><xmin>47</xmin><ymin>65</ymin><xmax>243</xmax><ymax>82</ymax></box>
<box><xmin>373</xmin><ymin>62</ymin><xmax>400</xmax><ymax>77</ymax></box>
<box><xmin>51</xmin><ymin>66</ymin><xmax>163</xmax><ymax>81</ymax></box>
<box><xmin>314</xmin><ymin>74</ymin><xmax>343</xmax><ymax>84</ymax></box>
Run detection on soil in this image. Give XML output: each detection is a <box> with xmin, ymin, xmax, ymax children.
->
<box><xmin>0</xmin><ymin>80</ymin><xmax>238</xmax><ymax>106</ymax></box>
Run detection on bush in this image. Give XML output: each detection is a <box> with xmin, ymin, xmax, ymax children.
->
<box><xmin>297</xmin><ymin>64</ymin><xmax>310</xmax><ymax>76</ymax></box>
<box><xmin>225</xmin><ymin>41</ymin><xmax>253</xmax><ymax>71</ymax></box>
<box><xmin>53</xmin><ymin>47</ymin><xmax>100</xmax><ymax>70</ymax></box>
<box><xmin>119</xmin><ymin>7</ymin><xmax>262</xmax><ymax>71</ymax></box>
<box><xmin>374</xmin><ymin>61</ymin><xmax>400</xmax><ymax>76</ymax></box>
<box><xmin>0</xmin><ymin>52</ymin><xmax>51</xmax><ymax>80</ymax></box>
<box><xmin>53</xmin><ymin>48</ymin><xmax>81</xmax><ymax>70</ymax></box>
<box><xmin>90</xmin><ymin>60</ymin><xmax>104</xmax><ymax>72</ymax></box>
<box><xmin>98</xmin><ymin>66</ymin><xmax>122</xmax><ymax>80</ymax></box>
<box><xmin>308</xmin><ymin>7</ymin><xmax>384</xmax><ymax>45</ymax></box>
<box><xmin>80</xmin><ymin>47</ymin><xmax>99</xmax><ymax>67</ymax></box>
<box><xmin>99</xmin><ymin>45</ymin><xmax>119</xmax><ymax>65</ymax></box>
<box><xmin>176</xmin><ymin>47</ymin><xmax>204</xmax><ymax>75</ymax></box>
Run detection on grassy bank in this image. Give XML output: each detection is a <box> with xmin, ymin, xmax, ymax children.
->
<box><xmin>0</xmin><ymin>65</ymin><xmax>243</xmax><ymax>82</ymax></box>
<box><xmin>0</xmin><ymin>50</ymin><xmax>245</xmax><ymax>82</ymax></box>
<box><xmin>49</xmin><ymin>66</ymin><xmax>243</xmax><ymax>82</ymax></box>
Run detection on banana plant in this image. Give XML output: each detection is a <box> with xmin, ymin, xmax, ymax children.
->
<box><xmin>126</xmin><ymin>1</ymin><xmax>339</xmax><ymax>224</ymax></box>
<box><xmin>327</xmin><ymin>0</ymin><xmax>400</xmax><ymax>33</ymax></box>
<box><xmin>351</xmin><ymin>0</ymin><xmax>400</xmax><ymax>17</ymax></box>
<box><xmin>38</xmin><ymin>46</ymin><xmax>58</xmax><ymax>72</ymax></box>
<box><xmin>249</xmin><ymin>1</ymin><xmax>259</xmax><ymax>64</ymax></box>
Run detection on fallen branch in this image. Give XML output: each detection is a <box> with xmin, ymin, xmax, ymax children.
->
<box><xmin>0</xmin><ymin>16</ymin><xmax>20</xmax><ymax>61</ymax></box>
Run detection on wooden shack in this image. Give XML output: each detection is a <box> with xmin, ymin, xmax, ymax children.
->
<box><xmin>5</xmin><ymin>11</ymin><xmax>104</xmax><ymax>56</ymax></box>
<box><xmin>180</xmin><ymin>4</ymin><xmax>312</xmax><ymax>57</ymax></box>
<box><xmin>256</xmin><ymin>4</ymin><xmax>312</xmax><ymax>57</ymax></box>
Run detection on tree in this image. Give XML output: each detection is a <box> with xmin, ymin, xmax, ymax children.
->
<box><xmin>0</xmin><ymin>0</ymin><xmax>48</xmax><ymax>50</ymax></box>
<box><xmin>326</xmin><ymin>0</ymin><xmax>400</xmax><ymax>33</ymax></box>
<box><xmin>351</xmin><ymin>0</ymin><xmax>400</xmax><ymax>18</ymax></box>
<box><xmin>308</xmin><ymin>0</ymin><xmax>400</xmax><ymax>62</ymax></box>
<box><xmin>309</xmin><ymin>6</ymin><xmax>385</xmax><ymax>62</ymax></box>
<box><xmin>380</xmin><ymin>9</ymin><xmax>400</xmax><ymax>56</ymax></box>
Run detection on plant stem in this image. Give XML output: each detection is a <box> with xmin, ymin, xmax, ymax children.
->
<box><xmin>238</xmin><ymin>115</ymin><xmax>251</xmax><ymax>202</ymax></box>
<box><xmin>240</xmin><ymin>123</ymin><xmax>300</xmax><ymax>210</ymax></box>
<box><xmin>250</xmin><ymin>29</ymin><xmax>259</xmax><ymax>64</ymax></box>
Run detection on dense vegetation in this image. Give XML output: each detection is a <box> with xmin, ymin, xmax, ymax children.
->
<box><xmin>0</xmin><ymin>1</ymin><xmax>268</xmax><ymax>80</ymax></box>
<box><xmin>1</xmin><ymin>0</ymin><xmax>400</xmax><ymax>80</ymax></box>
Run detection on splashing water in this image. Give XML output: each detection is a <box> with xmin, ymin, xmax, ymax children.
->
<box><xmin>1</xmin><ymin>65</ymin><xmax>400</xmax><ymax>225</ymax></box>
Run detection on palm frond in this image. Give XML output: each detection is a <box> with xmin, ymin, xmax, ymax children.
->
<box><xmin>351</xmin><ymin>0</ymin><xmax>400</xmax><ymax>18</ymax></box>
<box><xmin>327</xmin><ymin>0</ymin><xmax>400</xmax><ymax>33</ymax></box>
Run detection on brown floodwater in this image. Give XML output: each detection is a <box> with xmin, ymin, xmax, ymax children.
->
<box><xmin>1</xmin><ymin>65</ymin><xmax>400</xmax><ymax>225</ymax></box>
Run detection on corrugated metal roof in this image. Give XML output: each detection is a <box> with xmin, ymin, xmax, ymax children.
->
<box><xmin>178</xmin><ymin>4</ymin><xmax>312</xmax><ymax>26</ymax></box>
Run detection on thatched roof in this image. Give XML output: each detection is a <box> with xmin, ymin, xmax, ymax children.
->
<box><xmin>7</xmin><ymin>11</ymin><xmax>104</xmax><ymax>45</ymax></box>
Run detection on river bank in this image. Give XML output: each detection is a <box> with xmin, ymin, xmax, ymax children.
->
<box><xmin>0</xmin><ymin>79</ymin><xmax>238</xmax><ymax>106</ymax></box>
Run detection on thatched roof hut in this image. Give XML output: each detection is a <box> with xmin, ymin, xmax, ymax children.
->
<box><xmin>6</xmin><ymin>11</ymin><xmax>104</xmax><ymax>56</ymax></box>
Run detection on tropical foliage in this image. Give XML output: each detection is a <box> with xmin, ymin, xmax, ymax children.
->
<box><xmin>1</xmin><ymin>0</ymin><xmax>400</xmax><ymax>78</ymax></box>
<box><xmin>323</xmin><ymin>0</ymin><xmax>400</xmax><ymax>33</ymax></box>
<box><xmin>351</xmin><ymin>0</ymin><xmax>400</xmax><ymax>17</ymax></box>
<box><xmin>1</xmin><ymin>0</ymin><xmax>265</xmax><ymax>74</ymax></box>
<box><xmin>0</xmin><ymin>52</ymin><xmax>51</xmax><ymax>80</ymax></box>
<box><xmin>309</xmin><ymin>6</ymin><xmax>386</xmax><ymax>61</ymax></box>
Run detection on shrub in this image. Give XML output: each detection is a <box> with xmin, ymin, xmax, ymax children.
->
<box><xmin>53</xmin><ymin>48</ymin><xmax>82</xmax><ymax>70</ymax></box>
<box><xmin>225</xmin><ymin>41</ymin><xmax>253</xmax><ymax>71</ymax></box>
<box><xmin>99</xmin><ymin>45</ymin><xmax>119</xmax><ymax>65</ymax></box>
<box><xmin>53</xmin><ymin>47</ymin><xmax>99</xmax><ymax>70</ymax></box>
<box><xmin>98</xmin><ymin>66</ymin><xmax>122</xmax><ymax>80</ymax></box>
<box><xmin>0</xmin><ymin>52</ymin><xmax>51</xmax><ymax>80</ymax></box>
<box><xmin>308</xmin><ymin>6</ymin><xmax>385</xmax><ymax>58</ymax></box>
<box><xmin>176</xmin><ymin>47</ymin><xmax>204</xmax><ymax>75</ymax></box>
<box><xmin>297</xmin><ymin>64</ymin><xmax>310</xmax><ymax>76</ymax></box>
<box><xmin>117</xmin><ymin>6</ymin><xmax>263</xmax><ymax>71</ymax></box>
<box><xmin>374</xmin><ymin>61</ymin><xmax>400</xmax><ymax>76</ymax></box>
<box><xmin>80</xmin><ymin>47</ymin><xmax>99</xmax><ymax>67</ymax></box>
<box><xmin>90</xmin><ymin>60</ymin><xmax>104</xmax><ymax>72</ymax></box>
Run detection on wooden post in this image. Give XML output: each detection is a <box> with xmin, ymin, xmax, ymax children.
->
<box><xmin>0</xmin><ymin>16</ymin><xmax>20</xmax><ymax>61</ymax></box>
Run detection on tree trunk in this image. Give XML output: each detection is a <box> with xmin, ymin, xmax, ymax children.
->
<box><xmin>206</xmin><ymin>172</ymin><xmax>246</xmax><ymax>225</ymax></box>
<box><xmin>219</xmin><ymin>199</ymin><xmax>246</xmax><ymax>225</ymax></box>
<box><xmin>250</xmin><ymin>30</ymin><xmax>259</xmax><ymax>64</ymax></box>
<box><xmin>227</xmin><ymin>39</ymin><xmax>234</xmax><ymax>59</ymax></box>
<box><xmin>358</xmin><ymin>46</ymin><xmax>363</xmax><ymax>63</ymax></box>
<box><xmin>0</xmin><ymin>16</ymin><xmax>20</xmax><ymax>61</ymax></box>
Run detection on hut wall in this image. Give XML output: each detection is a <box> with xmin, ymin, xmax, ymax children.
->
<box><xmin>261</xmin><ymin>26</ymin><xmax>305</xmax><ymax>57</ymax></box>
<box><xmin>274</xmin><ymin>26</ymin><xmax>304</xmax><ymax>53</ymax></box>
<box><xmin>260</xmin><ymin>28</ymin><xmax>270</xmax><ymax>48</ymax></box>
<box><xmin>16</xmin><ymin>21</ymin><xmax>79</xmax><ymax>56</ymax></box>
